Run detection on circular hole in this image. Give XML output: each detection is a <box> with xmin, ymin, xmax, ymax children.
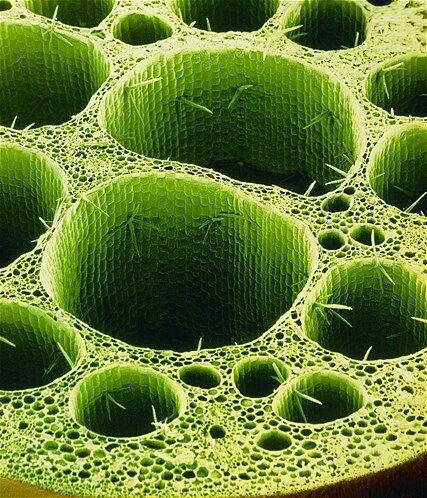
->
<box><xmin>256</xmin><ymin>430</ymin><xmax>291</xmax><ymax>451</ymax></box>
<box><xmin>0</xmin><ymin>299</ymin><xmax>84</xmax><ymax>391</ymax></box>
<box><xmin>321</xmin><ymin>193</ymin><xmax>352</xmax><ymax>213</ymax></box>
<box><xmin>318</xmin><ymin>229</ymin><xmax>346</xmax><ymax>251</ymax></box>
<box><xmin>365</xmin><ymin>55</ymin><xmax>427</xmax><ymax>117</ymax></box>
<box><xmin>368</xmin><ymin>124</ymin><xmax>427</xmax><ymax>215</ymax></box>
<box><xmin>69</xmin><ymin>365</ymin><xmax>186</xmax><ymax>438</ymax></box>
<box><xmin>41</xmin><ymin>173</ymin><xmax>317</xmax><ymax>352</ymax></box>
<box><xmin>0</xmin><ymin>22</ymin><xmax>110</xmax><ymax>129</ymax></box>
<box><xmin>24</xmin><ymin>0</ymin><xmax>115</xmax><ymax>28</ymax></box>
<box><xmin>0</xmin><ymin>144</ymin><xmax>67</xmax><ymax>268</ymax></box>
<box><xmin>349</xmin><ymin>224</ymin><xmax>385</xmax><ymax>246</ymax></box>
<box><xmin>367</xmin><ymin>1</ymin><xmax>394</xmax><ymax>5</ymax></box>
<box><xmin>100</xmin><ymin>48</ymin><xmax>364</xmax><ymax>196</ymax></box>
<box><xmin>209</xmin><ymin>425</ymin><xmax>226</xmax><ymax>439</ymax></box>
<box><xmin>112</xmin><ymin>13</ymin><xmax>172</xmax><ymax>45</ymax></box>
<box><xmin>233</xmin><ymin>356</ymin><xmax>288</xmax><ymax>398</ymax></box>
<box><xmin>273</xmin><ymin>371</ymin><xmax>365</xmax><ymax>424</ymax></box>
<box><xmin>171</xmin><ymin>0</ymin><xmax>280</xmax><ymax>32</ymax></box>
<box><xmin>0</xmin><ymin>0</ymin><xmax>11</xmax><ymax>11</ymax></box>
<box><xmin>283</xmin><ymin>0</ymin><xmax>367</xmax><ymax>50</ymax></box>
<box><xmin>178</xmin><ymin>364</ymin><xmax>221</xmax><ymax>389</ymax></box>
<box><xmin>302</xmin><ymin>259</ymin><xmax>427</xmax><ymax>360</ymax></box>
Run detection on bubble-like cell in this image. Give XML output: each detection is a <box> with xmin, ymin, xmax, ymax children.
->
<box><xmin>321</xmin><ymin>193</ymin><xmax>352</xmax><ymax>212</ymax></box>
<box><xmin>283</xmin><ymin>0</ymin><xmax>367</xmax><ymax>51</ymax></box>
<box><xmin>349</xmin><ymin>224</ymin><xmax>385</xmax><ymax>246</ymax></box>
<box><xmin>24</xmin><ymin>0</ymin><xmax>116</xmax><ymax>28</ymax></box>
<box><xmin>100</xmin><ymin>48</ymin><xmax>364</xmax><ymax>195</ymax></box>
<box><xmin>233</xmin><ymin>356</ymin><xmax>288</xmax><ymax>398</ymax></box>
<box><xmin>256</xmin><ymin>430</ymin><xmax>292</xmax><ymax>451</ymax></box>
<box><xmin>318</xmin><ymin>229</ymin><xmax>346</xmax><ymax>250</ymax></box>
<box><xmin>41</xmin><ymin>173</ymin><xmax>317</xmax><ymax>351</ymax></box>
<box><xmin>0</xmin><ymin>144</ymin><xmax>67</xmax><ymax>268</ymax></box>
<box><xmin>302</xmin><ymin>259</ymin><xmax>427</xmax><ymax>361</ymax></box>
<box><xmin>0</xmin><ymin>22</ymin><xmax>110</xmax><ymax>129</ymax></box>
<box><xmin>0</xmin><ymin>300</ymin><xmax>84</xmax><ymax>391</ymax></box>
<box><xmin>171</xmin><ymin>0</ymin><xmax>280</xmax><ymax>32</ymax></box>
<box><xmin>178</xmin><ymin>364</ymin><xmax>221</xmax><ymax>389</ymax></box>
<box><xmin>273</xmin><ymin>371</ymin><xmax>365</xmax><ymax>424</ymax></box>
<box><xmin>0</xmin><ymin>0</ymin><xmax>11</xmax><ymax>11</ymax></box>
<box><xmin>368</xmin><ymin>123</ymin><xmax>427</xmax><ymax>215</ymax></box>
<box><xmin>365</xmin><ymin>55</ymin><xmax>427</xmax><ymax>117</ymax></box>
<box><xmin>112</xmin><ymin>13</ymin><xmax>172</xmax><ymax>46</ymax></box>
<box><xmin>69</xmin><ymin>365</ymin><xmax>186</xmax><ymax>438</ymax></box>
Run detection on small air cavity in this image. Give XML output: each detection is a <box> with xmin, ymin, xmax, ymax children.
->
<box><xmin>349</xmin><ymin>224</ymin><xmax>385</xmax><ymax>246</ymax></box>
<box><xmin>112</xmin><ymin>13</ymin><xmax>172</xmax><ymax>45</ymax></box>
<box><xmin>368</xmin><ymin>123</ymin><xmax>427</xmax><ymax>215</ymax></box>
<box><xmin>178</xmin><ymin>364</ymin><xmax>221</xmax><ymax>389</ymax></box>
<box><xmin>302</xmin><ymin>259</ymin><xmax>427</xmax><ymax>361</ymax></box>
<box><xmin>318</xmin><ymin>229</ymin><xmax>346</xmax><ymax>250</ymax></box>
<box><xmin>171</xmin><ymin>0</ymin><xmax>280</xmax><ymax>32</ymax></box>
<box><xmin>283</xmin><ymin>0</ymin><xmax>367</xmax><ymax>51</ymax></box>
<box><xmin>0</xmin><ymin>144</ymin><xmax>66</xmax><ymax>268</ymax></box>
<box><xmin>273</xmin><ymin>371</ymin><xmax>365</xmax><ymax>424</ymax></box>
<box><xmin>69</xmin><ymin>365</ymin><xmax>186</xmax><ymax>438</ymax></box>
<box><xmin>0</xmin><ymin>300</ymin><xmax>84</xmax><ymax>391</ymax></box>
<box><xmin>256</xmin><ymin>430</ymin><xmax>292</xmax><ymax>451</ymax></box>
<box><xmin>365</xmin><ymin>55</ymin><xmax>427</xmax><ymax>117</ymax></box>
<box><xmin>24</xmin><ymin>0</ymin><xmax>116</xmax><ymax>28</ymax></box>
<box><xmin>233</xmin><ymin>356</ymin><xmax>288</xmax><ymax>398</ymax></box>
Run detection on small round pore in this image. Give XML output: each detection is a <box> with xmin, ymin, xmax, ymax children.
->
<box><xmin>302</xmin><ymin>259</ymin><xmax>427</xmax><ymax>361</ymax></box>
<box><xmin>256</xmin><ymin>430</ymin><xmax>292</xmax><ymax>451</ymax></box>
<box><xmin>349</xmin><ymin>224</ymin><xmax>385</xmax><ymax>246</ymax></box>
<box><xmin>273</xmin><ymin>371</ymin><xmax>365</xmax><ymax>424</ymax></box>
<box><xmin>0</xmin><ymin>144</ymin><xmax>67</xmax><ymax>268</ymax></box>
<box><xmin>178</xmin><ymin>364</ymin><xmax>221</xmax><ymax>389</ymax></box>
<box><xmin>171</xmin><ymin>0</ymin><xmax>280</xmax><ymax>32</ymax></box>
<box><xmin>233</xmin><ymin>356</ymin><xmax>288</xmax><ymax>398</ymax></box>
<box><xmin>69</xmin><ymin>365</ymin><xmax>186</xmax><ymax>438</ymax></box>
<box><xmin>283</xmin><ymin>0</ymin><xmax>367</xmax><ymax>51</ymax></box>
<box><xmin>365</xmin><ymin>55</ymin><xmax>427</xmax><ymax>117</ymax></box>
<box><xmin>0</xmin><ymin>300</ymin><xmax>84</xmax><ymax>391</ymax></box>
<box><xmin>0</xmin><ymin>21</ymin><xmax>110</xmax><ymax>129</ymax></box>
<box><xmin>321</xmin><ymin>193</ymin><xmax>352</xmax><ymax>212</ymax></box>
<box><xmin>318</xmin><ymin>229</ymin><xmax>346</xmax><ymax>251</ymax></box>
<box><xmin>24</xmin><ymin>0</ymin><xmax>116</xmax><ymax>28</ymax></box>
<box><xmin>368</xmin><ymin>123</ymin><xmax>427</xmax><ymax>215</ymax></box>
<box><xmin>100</xmin><ymin>48</ymin><xmax>363</xmax><ymax>195</ymax></box>
<box><xmin>112</xmin><ymin>13</ymin><xmax>172</xmax><ymax>45</ymax></box>
<box><xmin>40</xmin><ymin>173</ymin><xmax>317</xmax><ymax>352</ymax></box>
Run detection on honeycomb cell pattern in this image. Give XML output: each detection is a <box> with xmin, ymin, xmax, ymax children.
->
<box><xmin>0</xmin><ymin>1</ymin><xmax>425</xmax><ymax>498</ymax></box>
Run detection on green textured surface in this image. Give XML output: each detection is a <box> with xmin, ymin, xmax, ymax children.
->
<box><xmin>0</xmin><ymin>1</ymin><xmax>426</xmax><ymax>497</ymax></box>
